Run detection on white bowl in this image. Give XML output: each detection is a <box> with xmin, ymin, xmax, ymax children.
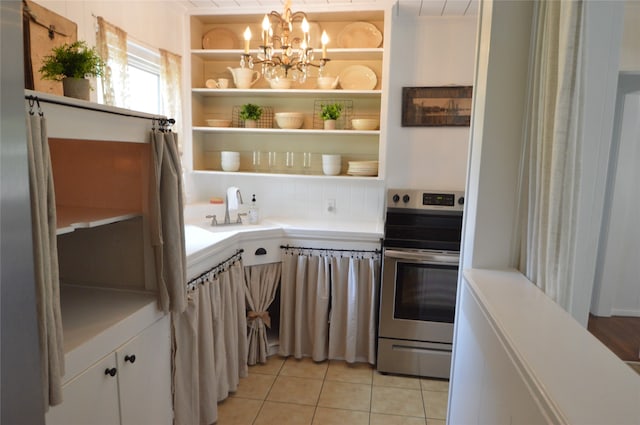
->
<box><xmin>322</xmin><ymin>163</ymin><xmax>341</xmax><ymax>176</ymax></box>
<box><xmin>317</xmin><ymin>76</ymin><xmax>339</xmax><ymax>90</ymax></box>
<box><xmin>275</xmin><ymin>112</ymin><xmax>304</xmax><ymax>129</ymax></box>
<box><xmin>268</xmin><ymin>78</ymin><xmax>293</xmax><ymax>89</ymax></box>
<box><xmin>322</xmin><ymin>154</ymin><xmax>342</xmax><ymax>163</ymax></box>
<box><xmin>207</xmin><ymin>119</ymin><xmax>232</xmax><ymax>127</ymax></box>
<box><xmin>321</xmin><ymin>154</ymin><xmax>341</xmax><ymax>175</ymax></box>
<box><xmin>221</xmin><ymin>161</ymin><xmax>240</xmax><ymax>172</ymax></box>
<box><xmin>221</xmin><ymin>151</ymin><xmax>240</xmax><ymax>160</ymax></box>
<box><xmin>351</xmin><ymin>118</ymin><xmax>379</xmax><ymax>131</ymax></box>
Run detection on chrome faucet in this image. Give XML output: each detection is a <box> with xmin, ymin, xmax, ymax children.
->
<box><xmin>205</xmin><ymin>188</ymin><xmax>245</xmax><ymax>226</ymax></box>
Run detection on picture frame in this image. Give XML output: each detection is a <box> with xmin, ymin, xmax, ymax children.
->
<box><xmin>401</xmin><ymin>86</ymin><xmax>473</xmax><ymax>127</ymax></box>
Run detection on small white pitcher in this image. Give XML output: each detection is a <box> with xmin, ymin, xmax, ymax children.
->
<box><xmin>227</xmin><ymin>67</ymin><xmax>261</xmax><ymax>89</ymax></box>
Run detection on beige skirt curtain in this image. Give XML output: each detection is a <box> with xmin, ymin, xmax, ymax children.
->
<box><xmin>173</xmin><ymin>260</ymin><xmax>247</xmax><ymax>425</ymax></box>
<box><xmin>328</xmin><ymin>256</ymin><xmax>379</xmax><ymax>364</ymax></box>
<box><xmin>279</xmin><ymin>249</ymin><xmax>380</xmax><ymax>364</ymax></box>
<box><xmin>279</xmin><ymin>252</ymin><xmax>331</xmax><ymax>361</ymax></box>
<box><xmin>26</xmin><ymin>110</ymin><xmax>64</xmax><ymax>408</ymax></box>
<box><xmin>245</xmin><ymin>263</ymin><xmax>282</xmax><ymax>365</ymax></box>
<box><xmin>149</xmin><ymin>130</ymin><xmax>186</xmax><ymax>314</ymax></box>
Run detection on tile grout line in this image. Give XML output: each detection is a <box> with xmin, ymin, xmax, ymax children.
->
<box><xmin>250</xmin><ymin>358</ymin><xmax>282</xmax><ymax>425</ymax></box>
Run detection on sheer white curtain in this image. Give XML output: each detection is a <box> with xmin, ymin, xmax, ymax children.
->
<box><xmin>96</xmin><ymin>17</ymin><xmax>129</xmax><ymax>108</ymax></box>
<box><xmin>159</xmin><ymin>49</ymin><xmax>183</xmax><ymax>149</ymax></box>
<box><xmin>245</xmin><ymin>263</ymin><xmax>282</xmax><ymax>365</ymax></box>
<box><xmin>279</xmin><ymin>249</ymin><xmax>380</xmax><ymax>364</ymax></box>
<box><xmin>517</xmin><ymin>0</ymin><xmax>584</xmax><ymax>309</ymax></box>
<box><xmin>26</xmin><ymin>108</ymin><xmax>64</xmax><ymax>408</ymax></box>
<box><xmin>173</xmin><ymin>260</ymin><xmax>247</xmax><ymax>425</ymax></box>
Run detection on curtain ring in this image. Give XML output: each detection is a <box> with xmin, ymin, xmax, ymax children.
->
<box><xmin>28</xmin><ymin>97</ymin><xmax>36</xmax><ymax>115</ymax></box>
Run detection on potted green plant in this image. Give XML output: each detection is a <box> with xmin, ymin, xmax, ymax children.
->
<box><xmin>39</xmin><ymin>40</ymin><xmax>105</xmax><ymax>101</ymax></box>
<box><xmin>239</xmin><ymin>103</ymin><xmax>263</xmax><ymax>128</ymax></box>
<box><xmin>320</xmin><ymin>103</ymin><xmax>343</xmax><ymax>130</ymax></box>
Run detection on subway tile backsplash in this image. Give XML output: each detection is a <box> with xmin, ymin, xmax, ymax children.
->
<box><xmin>188</xmin><ymin>173</ymin><xmax>385</xmax><ymax>222</ymax></box>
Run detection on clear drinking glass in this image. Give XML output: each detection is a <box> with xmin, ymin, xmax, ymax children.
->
<box><xmin>268</xmin><ymin>151</ymin><xmax>279</xmax><ymax>172</ymax></box>
<box><xmin>303</xmin><ymin>152</ymin><xmax>313</xmax><ymax>174</ymax></box>
<box><xmin>285</xmin><ymin>152</ymin><xmax>296</xmax><ymax>172</ymax></box>
<box><xmin>252</xmin><ymin>151</ymin><xmax>262</xmax><ymax>172</ymax></box>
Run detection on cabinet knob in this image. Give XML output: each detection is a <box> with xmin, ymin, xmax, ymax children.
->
<box><xmin>104</xmin><ymin>367</ymin><xmax>117</xmax><ymax>377</ymax></box>
<box><xmin>124</xmin><ymin>354</ymin><xmax>136</xmax><ymax>363</ymax></box>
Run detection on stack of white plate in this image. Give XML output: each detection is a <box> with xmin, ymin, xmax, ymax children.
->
<box><xmin>347</xmin><ymin>160</ymin><xmax>378</xmax><ymax>176</ymax></box>
<box><xmin>221</xmin><ymin>151</ymin><xmax>240</xmax><ymax>171</ymax></box>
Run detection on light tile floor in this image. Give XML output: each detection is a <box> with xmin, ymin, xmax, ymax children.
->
<box><xmin>216</xmin><ymin>356</ymin><xmax>449</xmax><ymax>425</ymax></box>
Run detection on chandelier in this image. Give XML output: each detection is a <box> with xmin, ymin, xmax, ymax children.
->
<box><xmin>240</xmin><ymin>0</ymin><xmax>330</xmax><ymax>83</ymax></box>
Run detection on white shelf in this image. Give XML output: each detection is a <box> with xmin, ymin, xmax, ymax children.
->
<box><xmin>192</xmin><ymin>170</ymin><xmax>382</xmax><ymax>180</ymax></box>
<box><xmin>56</xmin><ymin>206</ymin><xmax>141</xmax><ymax>235</ymax></box>
<box><xmin>192</xmin><ymin>126</ymin><xmax>379</xmax><ymax>136</ymax></box>
<box><xmin>192</xmin><ymin>88</ymin><xmax>382</xmax><ymax>97</ymax></box>
<box><xmin>191</xmin><ymin>48</ymin><xmax>383</xmax><ymax>61</ymax></box>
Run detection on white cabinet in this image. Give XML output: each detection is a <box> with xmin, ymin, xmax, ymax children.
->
<box><xmin>46</xmin><ymin>315</ymin><xmax>172</xmax><ymax>425</ymax></box>
<box><xmin>187</xmin><ymin>10</ymin><xmax>387</xmax><ymax>179</ymax></box>
<box><xmin>46</xmin><ymin>355</ymin><xmax>120</xmax><ymax>425</ymax></box>
<box><xmin>116</xmin><ymin>315</ymin><xmax>172</xmax><ymax>425</ymax></box>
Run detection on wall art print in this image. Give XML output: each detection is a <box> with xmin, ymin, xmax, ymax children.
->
<box><xmin>402</xmin><ymin>86</ymin><xmax>473</xmax><ymax>127</ymax></box>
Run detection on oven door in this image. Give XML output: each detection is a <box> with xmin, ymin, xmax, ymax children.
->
<box><xmin>379</xmin><ymin>248</ymin><xmax>459</xmax><ymax>344</ymax></box>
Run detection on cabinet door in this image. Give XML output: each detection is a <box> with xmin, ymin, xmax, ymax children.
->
<box><xmin>45</xmin><ymin>354</ymin><xmax>120</xmax><ymax>425</ymax></box>
<box><xmin>116</xmin><ymin>315</ymin><xmax>172</xmax><ymax>425</ymax></box>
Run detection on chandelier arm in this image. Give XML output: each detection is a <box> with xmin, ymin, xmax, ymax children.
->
<box><xmin>289</xmin><ymin>11</ymin><xmax>308</xmax><ymax>22</ymax></box>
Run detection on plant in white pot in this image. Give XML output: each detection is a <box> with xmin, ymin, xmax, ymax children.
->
<box><xmin>39</xmin><ymin>41</ymin><xmax>104</xmax><ymax>101</ymax></box>
<box><xmin>239</xmin><ymin>103</ymin><xmax>263</xmax><ymax>128</ymax></box>
<box><xmin>320</xmin><ymin>103</ymin><xmax>342</xmax><ymax>130</ymax></box>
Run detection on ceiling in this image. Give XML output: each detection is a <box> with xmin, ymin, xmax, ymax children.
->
<box><xmin>178</xmin><ymin>0</ymin><xmax>478</xmax><ymax>16</ymax></box>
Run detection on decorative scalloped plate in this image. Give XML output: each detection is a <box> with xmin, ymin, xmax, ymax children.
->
<box><xmin>337</xmin><ymin>22</ymin><xmax>382</xmax><ymax>48</ymax></box>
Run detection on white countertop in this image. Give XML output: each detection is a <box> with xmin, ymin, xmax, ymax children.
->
<box><xmin>59</xmin><ymin>285</ymin><xmax>163</xmax><ymax>384</ymax></box>
<box><xmin>184</xmin><ymin>204</ymin><xmax>384</xmax><ymax>279</ymax></box>
<box><xmin>463</xmin><ymin>269</ymin><xmax>640</xmax><ymax>425</ymax></box>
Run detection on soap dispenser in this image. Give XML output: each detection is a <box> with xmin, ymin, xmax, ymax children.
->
<box><xmin>248</xmin><ymin>194</ymin><xmax>259</xmax><ymax>224</ymax></box>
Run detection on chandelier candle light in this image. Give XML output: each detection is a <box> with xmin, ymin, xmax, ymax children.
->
<box><xmin>239</xmin><ymin>0</ymin><xmax>330</xmax><ymax>83</ymax></box>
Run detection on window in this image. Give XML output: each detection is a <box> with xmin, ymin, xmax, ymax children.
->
<box><xmin>126</xmin><ymin>41</ymin><xmax>161</xmax><ymax>115</ymax></box>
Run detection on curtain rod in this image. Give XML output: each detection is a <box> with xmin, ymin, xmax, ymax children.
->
<box><xmin>187</xmin><ymin>249</ymin><xmax>244</xmax><ymax>288</ymax></box>
<box><xmin>280</xmin><ymin>244</ymin><xmax>381</xmax><ymax>254</ymax></box>
<box><xmin>24</xmin><ymin>94</ymin><xmax>175</xmax><ymax>127</ymax></box>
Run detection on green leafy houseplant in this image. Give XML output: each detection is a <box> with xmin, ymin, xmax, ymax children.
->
<box><xmin>320</xmin><ymin>103</ymin><xmax>343</xmax><ymax>121</ymax></box>
<box><xmin>39</xmin><ymin>41</ymin><xmax>104</xmax><ymax>81</ymax></box>
<box><xmin>239</xmin><ymin>103</ymin><xmax>263</xmax><ymax>121</ymax></box>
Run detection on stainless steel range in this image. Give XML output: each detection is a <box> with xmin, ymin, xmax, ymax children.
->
<box><xmin>377</xmin><ymin>188</ymin><xmax>464</xmax><ymax>379</ymax></box>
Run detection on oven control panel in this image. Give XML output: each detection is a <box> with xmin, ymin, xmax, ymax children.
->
<box><xmin>387</xmin><ymin>189</ymin><xmax>465</xmax><ymax>211</ymax></box>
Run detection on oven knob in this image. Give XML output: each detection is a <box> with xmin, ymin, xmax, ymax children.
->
<box><xmin>402</xmin><ymin>194</ymin><xmax>410</xmax><ymax>203</ymax></box>
<box><xmin>392</xmin><ymin>194</ymin><xmax>400</xmax><ymax>203</ymax></box>
<box><xmin>458</xmin><ymin>196</ymin><xmax>465</xmax><ymax>205</ymax></box>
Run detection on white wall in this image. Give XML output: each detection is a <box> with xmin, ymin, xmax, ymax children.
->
<box><xmin>385</xmin><ymin>13</ymin><xmax>477</xmax><ymax>190</ymax></box>
<box><xmin>592</xmin><ymin>77</ymin><xmax>640</xmax><ymax>317</ymax></box>
<box><xmin>34</xmin><ymin>1</ymin><xmax>184</xmax><ymax>56</ymax></box>
<box><xmin>187</xmin><ymin>173</ymin><xmax>385</xmax><ymax>222</ymax></box>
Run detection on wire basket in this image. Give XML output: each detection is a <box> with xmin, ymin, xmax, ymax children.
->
<box><xmin>232</xmin><ymin>106</ymin><xmax>274</xmax><ymax>128</ymax></box>
<box><xmin>313</xmin><ymin>99</ymin><xmax>353</xmax><ymax>130</ymax></box>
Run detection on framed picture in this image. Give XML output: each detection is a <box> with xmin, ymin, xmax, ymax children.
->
<box><xmin>402</xmin><ymin>86</ymin><xmax>473</xmax><ymax>127</ymax></box>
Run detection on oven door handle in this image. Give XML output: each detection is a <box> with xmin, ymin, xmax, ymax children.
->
<box><xmin>384</xmin><ymin>249</ymin><xmax>459</xmax><ymax>264</ymax></box>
